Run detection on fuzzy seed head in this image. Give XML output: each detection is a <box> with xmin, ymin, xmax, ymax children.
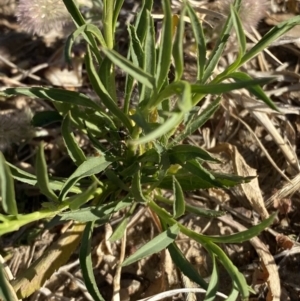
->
<box><xmin>16</xmin><ymin>0</ymin><xmax>71</xmax><ymax>35</ymax></box>
<box><xmin>219</xmin><ymin>0</ymin><xmax>268</xmax><ymax>32</ymax></box>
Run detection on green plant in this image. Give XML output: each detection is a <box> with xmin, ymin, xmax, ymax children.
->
<box><xmin>0</xmin><ymin>0</ymin><xmax>299</xmax><ymax>299</ymax></box>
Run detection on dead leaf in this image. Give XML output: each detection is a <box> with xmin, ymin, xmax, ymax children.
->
<box><xmin>210</xmin><ymin>143</ymin><xmax>269</xmax><ymax>219</ymax></box>
<box><xmin>273</xmin><ymin>197</ymin><xmax>292</xmax><ymax>215</ymax></box>
<box><xmin>275</xmin><ymin>234</ymin><xmax>294</xmax><ymax>250</ymax></box>
<box><xmin>12</xmin><ymin>223</ymin><xmax>86</xmax><ymax>299</ymax></box>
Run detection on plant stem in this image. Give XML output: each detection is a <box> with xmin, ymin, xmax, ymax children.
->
<box><xmin>103</xmin><ymin>0</ymin><xmax>114</xmax><ymax>50</ymax></box>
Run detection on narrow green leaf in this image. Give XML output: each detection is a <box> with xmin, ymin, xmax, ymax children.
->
<box><xmin>85</xmin><ymin>46</ymin><xmax>133</xmax><ymax>131</ymax></box>
<box><xmin>119</xmin><ymin>162</ymin><xmax>140</xmax><ymax>179</ymax></box>
<box><xmin>59</xmin><ymin>207</ymin><xmax>110</xmax><ymax>225</ymax></box>
<box><xmin>170</xmin><ymin>97</ymin><xmax>221</xmax><ymax>146</ymax></box>
<box><xmin>128</xmin><ymin>25</ymin><xmax>144</xmax><ymax>68</ymax></box>
<box><xmin>122</xmin><ymin>224</ymin><xmax>180</xmax><ymax>266</ymax></box>
<box><xmin>183</xmin><ymin>160</ymin><xmax>223</xmax><ymax>188</ymax></box>
<box><xmin>7</xmin><ymin>162</ymin><xmax>83</xmax><ymax>194</ymax></box>
<box><xmin>80</xmin><ymin>222</ymin><xmax>105</xmax><ymax>301</ymax></box>
<box><xmin>59</xmin><ymin>200</ymin><xmax>131</xmax><ymax>223</ymax></box>
<box><xmin>130</xmin><ymin>112</ymin><xmax>184</xmax><ymax>145</ymax></box>
<box><xmin>240</xmin><ymin>15</ymin><xmax>300</xmax><ymax>65</ymax></box>
<box><xmin>59</xmin><ymin>156</ymin><xmax>111</xmax><ymax>201</ymax></box>
<box><xmin>158</xmin><ymin>172</ymin><xmax>215</xmax><ymax>191</ymax></box>
<box><xmin>226</xmin><ymin>286</ymin><xmax>239</xmax><ymax>301</ymax></box>
<box><xmin>211</xmin><ymin>243</ymin><xmax>249</xmax><ymax>299</ymax></box>
<box><xmin>68</xmin><ymin>183</ymin><xmax>98</xmax><ymax>210</ymax></box>
<box><xmin>135</xmin><ymin>0</ymin><xmax>153</xmax><ymax>42</ymax></box>
<box><xmin>155</xmin><ymin>195</ymin><xmax>226</xmax><ymax>218</ymax></box>
<box><xmin>211</xmin><ymin>171</ymin><xmax>253</xmax><ymax>187</ymax></box>
<box><xmin>180</xmin><ymin>223</ymin><xmax>249</xmax><ymax>299</ymax></box>
<box><xmin>136</xmin><ymin>0</ymin><xmax>153</xmax><ymax>43</ymax></box>
<box><xmin>172</xmin><ymin>177</ymin><xmax>185</xmax><ymax>218</ymax></box>
<box><xmin>1</xmin><ymin>87</ymin><xmax>100</xmax><ymax>110</ymax></box>
<box><xmin>168</xmin><ymin>242</ymin><xmax>208</xmax><ymax>289</ymax></box>
<box><xmin>109</xmin><ymin>202</ymin><xmax>136</xmax><ymax>242</ymax></box>
<box><xmin>124</xmin><ymin>73</ymin><xmax>135</xmax><ymax>114</ymax></box>
<box><xmin>62</xmin><ymin>0</ymin><xmax>102</xmax><ymax>64</ymax></box>
<box><xmin>109</xmin><ymin>217</ymin><xmax>129</xmax><ymax>242</ymax></box>
<box><xmin>191</xmin><ymin>78</ymin><xmax>273</xmax><ymax>95</ymax></box>
<box><xmin>156</xmin><ymin>0</ymin><xmax>173</xmax><ymax>91</ymax></box>
<box><xmin>168</xmin><ymin>144</ymin><xmax>220</xmax><ymax>164</ymax></box>
<box><xmin>186</xmin><ymin>204</ymin><xmax>225</xmax><ymax>218</ymax></box>
<box><xmin>231</xmin><ymin>5</ymin><xmax>246</xmax><ymax>56</ymax></box>
<box><xmin>178</xmin><ymin>81</ymin><xmax>193</xmax><ymax>113</ymax></box>
<box><xmin>64</xmin><ymin>23</ymin><xmax>106</xmax><ymax>64</ymax></box>
<box><xmin>7</xmin><ymin>162</ymin><xmax>37</xmax><ymax>186</ymax></box>
<box><xmin>113</xmin><ymin>0</ymin><xmax>124</xmax><ymax>31</ymax></box>
<box><xmin>131</xmin><ymin>170</ymin><xmax>148</xmax><ymax>203</ymax></box>
<box><xmin>62</xmin><ymin>0</ymin><xmax>85</xmax><ymax>27</ymax></box>
<box><xmin>204</xmin><ymin>254</ymin><xmax>218</xmax><ymax>301</ymax></box>
<box><xmin>62</xmin><ymin>112</ymin><xmax>86</xmax><ymax>166</ymax></box>
<box><xmin>202</xmin><ymin>5</ymin><xmax>233</xmax><ymax>83</ymax></box>
<box><xmin>105</xmin><ymin>169</ymin><xmax>129</xmax><ymax>191</ymax></box>
<box><xmin>36</xmin><ymin>143</ymin><xmax>59</xmax><ymax>202</ymax></box>
<box><xmin>140</xmin><ymin>11</ymin><xmax>156</xmax><ymax>102</ymax></box>
<box><xmin>99</xmin><ymin>56</ymin><xmax>117</xmax><ymax>102</ymax></box>
<box><xmin>0</xmin><ymin>152</ymin><xmax>17</xmax><ymax>215</ymax></box>
<box><xmin>206</xmin><ymin>213</ymin><xmax>276</xmax><ymax>244</ymax></box>
<box><xmin>102</xmin><ymin>48</ymin><xmax>155</xmax><ymax>89</ymax></box>
<box><xmin>228</xmin><ymin>72</ymin><xmax>278</xmax><ymax>111</ymax></box>
<box><xmin>172</xmin><ymin>9</ymin><xmax>186</xmax><ymax>80</ymax></box>
<box><xmin>158</xmin><ymin>169</ymin><xmax>249</xmax><ymax>191</ymax></box>
<box><xmin>186</xmin><ymin>2</ymin><xmax>206</xmax><ymax>82</ymax></box>
<box><xmin>147</xmin><ymin>80</ymin><xmax>185</xmax><ymax>109</ymax></box>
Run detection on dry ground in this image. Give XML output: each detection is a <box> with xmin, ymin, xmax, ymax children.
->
<box><xmin>1</xmin><ymin>0</ymin><xmax>300</xmax><ymax>300</ymax></box>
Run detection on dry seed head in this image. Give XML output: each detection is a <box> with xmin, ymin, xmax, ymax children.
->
<box><xmin>16</xmin><ymin>0</ymin><xmax>71</xmax><ymax>35</ymax></box>
<box><xmin>219</xmin><ymin>0</ymin><xmax>268</xmax><ymax>32</ymax></box>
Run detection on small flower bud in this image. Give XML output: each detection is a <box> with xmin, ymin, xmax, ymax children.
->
<box><xmin>16</xmin><ymin>0</ymin><xmax>71</xmax><ymax>35</ymax></box>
